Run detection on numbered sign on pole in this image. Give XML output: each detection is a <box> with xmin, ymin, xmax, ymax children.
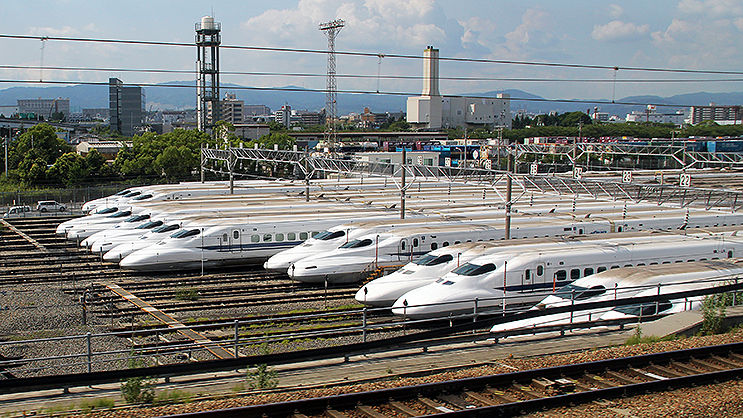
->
<box><xmin>573</xmin><ymin>167</ymin><xmax>583</xmax><ymax>180</ymax></box>
<box><xmin>417</xmin><ymin>155</ymin><xmax>423</xmax><ymax>165</ymax></box>
<box><xmin>622</xmin><ymin>171</ymin><xmax>632</xmax><ymax>184</ymax></box>
<box><xmin>530</xmin><ymin>162</ymin><xmax>538</xmax><ymax>176</ymax></box>
<box><xmin>484</xmin><ymin>159</ymin><xmax>492</xmax><ymax>170</ymax></box>
<box><xmin>445</xmin><ymin>157</ymin><xmax>452</xmax><ymax>167</ymax></box>
<box><xmin>679</xmin><ymin>173</ymin><xmax>691</xmax><ymax>187</ymax></box>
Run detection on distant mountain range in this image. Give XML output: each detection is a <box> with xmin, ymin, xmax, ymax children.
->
<box><xmin>1</xmin><ymin>81</ymin><xmax>742</xmax><ymax>118</ymax></box>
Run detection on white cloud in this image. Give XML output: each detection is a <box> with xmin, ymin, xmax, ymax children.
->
<box><xmin>678</xmin><ymin>0</ymin><xmax>743</xmax><ymax>17</ymax></box>
<box><xmin>591</xmin><ymin>20</ymin><xmax>650</xmax><ymax>41</ymax></box>
<box><xmin>608</xmin><ymin>4</ymin><xmax>624</xmax><ymax>19</ymax></box>
<box><xmin>27</xmin><ymin>26</ymin><xmax>81</xmax><ymax>37</ymax></box>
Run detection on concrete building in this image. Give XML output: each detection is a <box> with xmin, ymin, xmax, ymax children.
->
<box><xmin>109</xmin><ymin>78</ymin><xmax>145</xmax><ymax>137</ymax></box>
<box><xmin>275</xmin><ymin>105</ymin><xmax>292</xmax><ymax>128</ymax></box>
<box><xmin>17</xmin><ymin>98</ymin><xmax>70</xmax><ymax>119</ymax></box>
<box><xmin>690</xmin><ymin>104</ymin><xmax>742</xmax><ymax>125</ymax></box>
<box><xmin>76</xmin><ymin>140</ymin><xmax>132</xmax><ymax>159</ymax></box>
<box><xmin>626</xmin><ymin>106</ymin><xmax>685</xmax><ymax>126</ymax></box>
<box><xmin>244</xmin><ymin>105</ymin><xmax>272</xmax><ymax>118</ymax></box>
<box><xmin>213</xmin><ymin>93</ymin><xmax>244</xmax><ymax>124</ymax></box>
<box><xmin>407</xmin><ymin>46</ymin><xmax>510</xmax><ymax>130</ymax></box>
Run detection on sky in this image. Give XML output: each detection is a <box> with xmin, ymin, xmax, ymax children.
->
<box><xmin>2</xmin><ymin>0</ymin><xmax>743</xmax><ymax>105</ymax></box>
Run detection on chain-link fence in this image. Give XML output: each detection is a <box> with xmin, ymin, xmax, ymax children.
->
<box><xmin>0</xmin><ymin>185</ymin><xmax>129</xmax><ymax>214</ymax></box>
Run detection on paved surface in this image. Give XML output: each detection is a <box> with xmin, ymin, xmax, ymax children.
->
<box><xmin>1</xmin><ymin>307</ymin><xmax>742</xmax><ymax>415</ymax></box>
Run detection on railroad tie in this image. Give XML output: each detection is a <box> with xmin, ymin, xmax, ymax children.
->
<box><xmin>0</xmin><ymin>219</ymin><xmax>49</xmax><ymax>253</ymax></box>
<box><xmin>100</xmin><ymin>282</ymin><xmax>235</xmax><ymax>360</ymax></box>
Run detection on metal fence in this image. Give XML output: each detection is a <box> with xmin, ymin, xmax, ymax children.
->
<box><xmin>0</xmin><ymin>185</ymin><xmax>133</xmax><ymax>213</ymax></box>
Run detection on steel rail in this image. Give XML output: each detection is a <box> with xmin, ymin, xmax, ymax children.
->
<box><xmin>152</xmin><ymin>341</ymin><xmax>743</xmax><ymax>417</ymax></box>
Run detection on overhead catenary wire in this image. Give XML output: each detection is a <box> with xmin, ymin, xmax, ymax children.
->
<box><xmin>1</xmin><ymin>33</ymin><xmax>743</xmax><ymax>77</ymax></box>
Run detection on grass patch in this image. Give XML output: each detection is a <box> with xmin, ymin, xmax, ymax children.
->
<box><xmin>79</xmin><ymin>397</ymin><xmax>115</xmax><ymax>413</ymax></box>
<box><xmin>175</xmin><ymin>287</ymin><xmax>200</xmax><ymax>301</ymax></box>
<box><xmin>624</xmin><ymin>325</ymin><xmax>678</xmax><ymax>346</ymax></box>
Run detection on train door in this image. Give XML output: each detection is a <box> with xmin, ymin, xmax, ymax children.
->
<box><xmin>523</xmin><ymin>262</ymin><xmax>546</xmax><ymax>292</ymax></box>
<box><xmin>230</xmin><ymin>229</ymin><xmax>241</xmax><ymax>253</ymax></box>
<box><xmin>398</xmin><ymin>239</ymin><xmax>409</xmax><ymax>262</ymax></box>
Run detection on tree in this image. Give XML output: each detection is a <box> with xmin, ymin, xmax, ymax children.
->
<box><xmin>47</xmin><ymin>152</ymin><xmax>89</xmax><ymax>187</ymax></box>
<box><xmin>9</xmin><ymin>123</ymin><xmax>72</xmax><ymax>171</ymax></box>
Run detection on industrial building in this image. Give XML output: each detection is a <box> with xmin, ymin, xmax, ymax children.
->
<box><xmin>407</xmin><ymin>46</ymin><xmax>511</xmax><ymax>130</ymax></box>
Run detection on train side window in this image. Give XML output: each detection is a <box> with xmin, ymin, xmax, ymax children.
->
<box><xmin>299</xmin><ymin>232</ymin><xmax>308</xmax><ymax>240</ymax></box>
<box><xmin>650</xmin><ymin>262</ymin><xmax>658</xmax><ymax>265</ymax></box>
<box><xmin>443</xmin><ymin>242</ymin><xmax>450</xmax><ymax>247</ymax></box>
<box><xmin>537</xmin><ymin>265</ymin><xmax>544</xmax><ymax>276</ymax></box>
<box><xmin>687</xmin><ymin>259</ymin><xmax>695</xmax><ymax>262</ymax></box>
<box><xmin>311</xmin><ymin>231</ymin><xmax>320</xmax><ymax>237</ymax></box>
<box><xmin>617</xmin><ymin>226</ymin><xmax>623</xmax><ymax>232</ymax></box>
<box><xmin>223</xmin><ymin>233</ymin><xmax>228</xmax><ymax>241</ymax></box>
<box><xmin>699</xmin><ymin>258</ymin><xmax>707</xmax><ymax>261</ymax></box>
<box><xmin>674</xmin><ymin>260</ymin><xmax>683</xmax><ymax>263</ymax></box>
<box><xmin>555</xmin><ymin>270</ymin><xmax>567</xmax><ymax>281</ymax></box>
<box><xmin>431</xmin><ymin>242</ymin><xmax>438</xmax><ymax>250</ymax></box>
<box><xmin>233</xmin><ymin>231</ymin><xmax>239</xmax><ymax>240</ymax></box>
<box><xmin>525</xmin><ymin>269</ymin><xmax>531</xmax><ymax>281</ymax></box>
<box><xmin>662</xmin><ymin>261</ymin><xmax>671</xmax><ymax>264</ymax></box>
<box><xmin>624</xmin><ymin>264</ymin><xmax>632</xmax><ymax>267</ymax></box>
<box><xmin>251</xmin><ymin>235</ymin><xmax>260</xmax><ymax>243</ymax></box>
<box><xmin>610</xmin><ymin>265</ymin><xmax>620</xmax><ymax>269</ymax></box>
<box><xmin>287</xmin><ymin>233</ymin><xmax>296</xmax><ymax>240</ymax></box>
<box><xmin>413</xmin><ymin>238</ymin><xmax>419</xmax><ymax>247</ymax></box>
<box><xmin>729</xmin><ymin>251</ymin><xmax>734</xmax><ymax>258</ymax></box>
<box><xmin>276</xmin><ymin>233</ymin><xmax>284</xmax><ymax>242</ymax></box>
<box><xmin>263</xmin><ymin>234</ymin><xmax>272</xmax><ymax>242</ymax></box>
<box><xmin>636</xmin><ymin>263</ymin><xmax>645</xmax><ymax>266</ymax></box>
<box><xmin>584</xmin><ymin>267</ymin><xmax>594</xmax><ymax>276</ymax></box>
<box><xmin>597</xmin><ymin>266</ymin><xmax>607</xmax><ymax>273</ymax></box>
<box><xmin>454</xmin><ymin>241</ymin><xmax>461</xmax><ymax>244</ymax></box>
<box><xmin>401</xmin><ymin>241</ymin><xmax>406</xmax><ymax>251</ymax></box>
<box><xmin>570</xmin><ymin>269</ymin><xmax>580</xmax><ymax>280</ymax></box>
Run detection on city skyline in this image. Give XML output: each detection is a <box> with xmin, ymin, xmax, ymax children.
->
<box><xmin>1</xmin><ymin>0</ymin><xmax>743</xmax><ymax>105</ymax></box>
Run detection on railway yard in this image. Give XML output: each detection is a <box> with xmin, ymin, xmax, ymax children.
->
<box><xmin>1</xmin><ymin>172</ymin><xmax>743</xmax><ymax>417</ymax></box>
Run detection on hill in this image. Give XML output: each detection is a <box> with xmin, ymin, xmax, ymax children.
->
<box><xmin>0</xmin><ymin>82</ymin><xmax>740</xmax><ymax>118</ymax></box>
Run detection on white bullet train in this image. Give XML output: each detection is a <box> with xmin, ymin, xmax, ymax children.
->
<box><xmin>115</xmin><ymin>209</ymin><xmax>426</xmax><ymax>272</ymax></box>
<box><xmin>102</xmin><ymin>222</ymin><xmax>183</xmax><ymax>262</ymax></box>
<box><xmin>390</xmin><ymin>232</ymin><xmax>743</xmax><ymax>318</ymax></box>
<box><xmin>491</xmin><ymin>259</ymin><xmax>743</xmax><ymax>333</ymax></box>
<box><xmin>355</xmin><ymin>231</ymin><xmax>671</xmax><ymax>307</ymax></box>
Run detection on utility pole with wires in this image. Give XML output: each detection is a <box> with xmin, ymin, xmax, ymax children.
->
<box><xmin>319</xmin><ymin>19</ymin><xmax>345</xmax><ymax>152</ymax></box>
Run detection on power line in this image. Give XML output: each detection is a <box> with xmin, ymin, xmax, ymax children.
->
<box><xmin>1</xmin><ymin>65</ymin><xmax>741</xmax><ymax>84</ymax></box>
<box><xmin>1</xmin><ymin>33</ymin><xmax>743</xmax><ymax>77</ymax></box>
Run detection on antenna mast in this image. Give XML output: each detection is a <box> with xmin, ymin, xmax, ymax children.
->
<box><xmin>319</xmin><ymin>19</ymin><xmax>345</xmax><ymax>151</ymax></box>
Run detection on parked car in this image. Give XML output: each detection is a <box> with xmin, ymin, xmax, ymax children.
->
<box><xmin>36</xmin><ymin>200</ymin><xmax>66</xmax><ymax>213</ymax></box>
<box><xmin>2</xmin><ymin>205</ymin><xmax>32</xmax><ymax>218</ymax></box>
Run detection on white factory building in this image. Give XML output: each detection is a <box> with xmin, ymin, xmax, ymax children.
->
<box><xmin>407</xmin><ymin>46</ymin><xmax>510</xmax><ymax>130</ymax></box>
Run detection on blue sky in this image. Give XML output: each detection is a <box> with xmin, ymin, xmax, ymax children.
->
<box><xmin>2</xmin><ymin>0</ymin><xmax>743</xmax><ymax>104</ymax></box>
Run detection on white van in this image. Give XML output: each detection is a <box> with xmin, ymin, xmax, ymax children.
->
<box><xmin>36</xmin><ymin>201</ymin><xmax>66</xmax><ymax>213</ymax></box>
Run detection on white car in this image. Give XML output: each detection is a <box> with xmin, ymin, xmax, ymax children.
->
<box><xmin>2</xmin><ymin>205</ymin><xmax>32</xmax><ymax>218</ymax></box>
<box><xmin>36</xmin><ymin>200</ymin><xmax>66</xmax><ymax>213</ymax></box>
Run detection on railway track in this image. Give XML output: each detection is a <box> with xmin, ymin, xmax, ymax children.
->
<box><xmin>153</xmin><ymin>341</ymin><xmax>743</xmax><ymax>418</ymax></box>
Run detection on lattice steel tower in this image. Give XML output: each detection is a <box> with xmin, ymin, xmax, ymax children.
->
<box><xmin>196</xmin><ymin>16</ymin><xmax>221</xmax><ymax>134</ymax></box>
<box><xmin>319</xmin><ymin>19</ymin><xmax>345</xmax><ymax>149</ymax></box>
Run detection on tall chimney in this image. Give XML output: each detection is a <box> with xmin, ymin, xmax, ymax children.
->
<box><xmin>422</xmin><ymin>46</ymin><xmax>440</xmax><ymax>97</ymax></box>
